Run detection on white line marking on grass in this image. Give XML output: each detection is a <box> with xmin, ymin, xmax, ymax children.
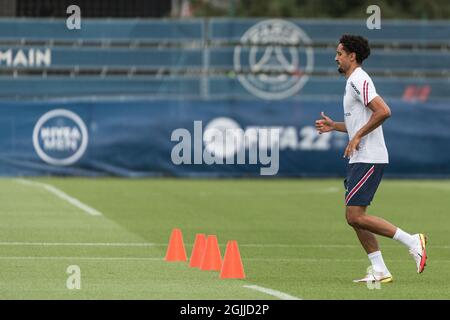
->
<box><xmin>244</xmin><ymin>258</ymin><xmax>450</xmax><ymax>262</ymax></box>
<box><xmin>0</xmin><ymin>242</ymin><xmax>158</xmax><ymax>247</ymax></box>
<box><xmin>240</xmin><ymin>244</ymin><xmax>364</xmax><ymax>248</ymax></box>
<box><xmin>391</xmin><ymin>183</ymin><xmax>450</xmax><ymax>191</ymax></box>
<box><xmin>2</xmin><ymin>256</ymin><xmax>450</xmax><ymax>263</ymax></box>
<box><xmin>0</xmin><ymin>256</ymin><xmax>163</xmax><ymax>261</ymax></box>
<box><xmin>243</xmin><ymin>285</ymin><xmax>301</xmax><ymax>300</ymax></box>
<box><xmin>1</xmin><ymin>241</ymin><xmax>450</xmax><ymax>249</ymax></box>
<box><xmin>239</xmin><ymin>243</ymin><xmax>450</xmax><ymax>249</ymax></box>
<box><xmin>16</xmin><ymin>179</ymin><xmax>103</xmax><ymax>216</ymax></box>
<box><xmin>243</xmin><ymin>258</ymin><xmax>369</xmax><ymax>262</ymax></box>
<box><xmin>200</xmin><ymin>187</ymin><xmax>340</xmax><ymax>196</ymax></box>
<box><xmin>322</xmin><ymin>187</ymin><xmax>340</xmax><ymax>193</ymax></box>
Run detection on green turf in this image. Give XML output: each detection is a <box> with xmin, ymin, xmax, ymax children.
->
<box><xmin>0</xmin><ymin>178</ymin><xmax>449</xmax><ymax>299</ymax></box>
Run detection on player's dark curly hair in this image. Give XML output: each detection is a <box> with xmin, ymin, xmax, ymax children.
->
<box><xmin>339</xmin><ymin>34</ymin><xmax>371</xmax><ymax>64</ymax></box>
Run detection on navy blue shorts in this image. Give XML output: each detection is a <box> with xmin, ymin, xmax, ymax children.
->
<box><xmin>344</xmin><ymin>163</ymin><xmax>386</xmax><ymax>206</ymax></box>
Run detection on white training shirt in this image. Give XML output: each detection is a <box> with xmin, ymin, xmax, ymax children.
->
<box><xmin>343</xmin><ymin>67</ymin><xmax>389</xmax><ymax>164</ymax></box>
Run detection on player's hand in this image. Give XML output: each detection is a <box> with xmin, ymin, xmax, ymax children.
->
<box><xmin>344</xmin><ymin>136</ymin><xmax>361</xmax><ymax>159</ymax></box>
<box><xmin>315</xmin><ymin>112</ymin><xmax>335</xmax><ymax>134</ymax></box>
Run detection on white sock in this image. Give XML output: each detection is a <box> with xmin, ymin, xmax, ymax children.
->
<box><xmin>393</xmin><ymin>228</ymin><xmax>416</xmax><ymax>249</ymax></box>
<box><xmin>368</xmin><ymin>251</ymin><xmax>390</xmax><ymax>275</ymax></box>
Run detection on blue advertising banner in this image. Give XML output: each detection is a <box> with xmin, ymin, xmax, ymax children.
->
<box><xmin>0</xmin><ymin>98</ymin><xmax>448</xmax><ymax>177</ymax></box>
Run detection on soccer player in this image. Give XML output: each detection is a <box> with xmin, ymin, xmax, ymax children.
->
<box><xmin>315</xmin><ymin>35</ymin><xmax>427</xmax><ymax>283</ymax></box>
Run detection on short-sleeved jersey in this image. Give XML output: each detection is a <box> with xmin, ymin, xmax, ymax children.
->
<box><xmin>343</xmin><ymin>67</ymin><xmax>389</xmax><ymax>164</ymax></box>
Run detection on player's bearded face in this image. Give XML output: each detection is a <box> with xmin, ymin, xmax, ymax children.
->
<box><xmin>335</xmin><ymin>44</ymin><xmax>347</xmax><ymax>74</ymax></box>
<box><xmin>336</xmin><ymin>61</ymin><xmax>345</xmax><ymax>74</ymax></box>
<box><xmin>337</xmin><ymin>57</ymin><xmax>347</xmax><ymax>74</ymax></box>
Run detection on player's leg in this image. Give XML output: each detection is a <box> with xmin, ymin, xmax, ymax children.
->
<box><xmin>347</xmin><ymin>205</ymin><xmax>421</xmax><ymax>251</ymax></box>
<box><xmin>346</xmin><ymin>206</ymin><xmax>392</xmax><ymax>281</ymax></box>
<box><xmin>348</xmin><ymin>206</ymin><xmax>420</xmax><ymax>252</ymax></box>
<box><xmin>394</xmin><ymin>228</ymin><xmax>428</xmax><ymax>273</ymax></box>
<box><xmin>345</xmin><ymin>164</ymin><xmax>394</xmax><ymax>282</ymax></box>
<box><xmin>345</xmin><ymin>163</ymin><xmax>402</xmax><ymax>237</ymax></box>
<box><xmin>352</xmin><ymin>226</ymin><xmax>379</xmax><ymax>254</ymax></box>
<box><xmin>344</xmin><ymin>163</ymin><xmax>427</xmax><ymax>273</ymax></box>
<box><xmin>347</xmin><ymin>206</ymin><xmax>427</xmax><ymax>274</ymax></box>
<box><xmin>346</xmin><ymin>205</ymin><xmax>396</xmax><ymax>237</ymax></box>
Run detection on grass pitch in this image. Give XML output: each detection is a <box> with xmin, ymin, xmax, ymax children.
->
<box><xmin>0</xmin><ymin>178</ymin><xmax>449</xmax><ymax>299</ymax></box>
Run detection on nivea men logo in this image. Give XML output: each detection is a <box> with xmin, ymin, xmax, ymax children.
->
<box><xmin>0</xmin><ymin>49</ymin><xmax>51</xmax><ymax>67</ymax></box>
<box><xmin>350</xmin><ymin>81</ymin><xmax>360</xmax><ymax>95</ymax></box>
<box><xmin>33</xmin><ymin>109</ymin><xmax>88</xmax><ymax>166</ymax></box>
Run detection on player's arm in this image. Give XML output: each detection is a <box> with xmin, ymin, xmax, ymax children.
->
<box><xmin>331</xmin><ymin>122</ymin><xmax>347</xmax><ymax>133</ymax></box>
<box><xmin>355</xmin><ymin>96</ymin><xmax>391</xmax><ymax>138</ymax></box>
<box><xmin>315</xmin><ymin>112</ymin><xmax>347</xmax><ymax>134</ymax></box>
<box><xmin>343</xmin><ymin>96</ymin><xmax>391</xmax><ymax>158</ymax></box>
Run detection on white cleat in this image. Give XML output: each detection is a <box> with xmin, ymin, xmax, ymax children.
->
<box><xmin>353</xmin><ymin>270</ymin><xmax>393</xmax><ymax>283</ymax></box>
<box><xmin>409</xmin><ymin>233</ymin><xmax>428</xmax><ymax>273</ymax></box>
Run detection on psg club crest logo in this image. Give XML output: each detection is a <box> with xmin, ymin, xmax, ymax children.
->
<box><xmin>234</xmin><ymin>19</ymin><xmax>314</xmax><ymax>100</ymax></box>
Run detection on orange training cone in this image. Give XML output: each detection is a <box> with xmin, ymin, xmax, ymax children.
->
<box><xmin>165</xmin><ymin>228</ymin><xmax>187</xmax><ymax>262</ymax></box>
<box><xmin>220</xmin><ymin>240</ymin><xmax>245</xmax><ymax>279</ymax></box>
<box><xmin>189</xmin><ymin>233</ymin><xmax>206</xmax><ymax>268</ymax></box>
<box><xmin>200</xmin><ymin>235</ymin><xmax>222</xmax><ymax>271</ymax></box>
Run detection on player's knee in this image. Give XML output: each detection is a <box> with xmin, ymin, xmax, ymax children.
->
<box><xmin>346</xmin><ymin>214</ymin><xmax>360</xmax><ymax>228</ymax></box>
<box><xmin>346</xmin><ymin>209</ymin><xmax>363</xmax><ymax>228</ymax></box>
